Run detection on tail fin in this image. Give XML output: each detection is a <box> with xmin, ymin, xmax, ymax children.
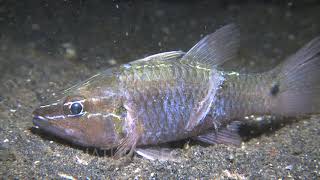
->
<box><xmin>271</xmin><ymin>37</ymin><xmax>320</xmax><ymax>116</ymax></box>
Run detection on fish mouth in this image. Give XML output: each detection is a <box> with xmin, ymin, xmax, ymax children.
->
<box><xmin>32</xmin><ymin>115</ymin><xmax>64</xmax><ymax>136</ymax></box>
<box><xmin>33</xmin><ymin>115</ymin><xmax>50</xmax><ymax>128</ymax></box>
<box><xmin>32</xmin><ymin>114</ymin><xmax>87</xmax><ymax>146</ymax></box>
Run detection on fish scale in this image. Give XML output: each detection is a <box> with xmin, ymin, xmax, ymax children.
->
<box><xmin>210</xmin><ymin>72</ymin><xmax>274</xmax><ymax>122</ymax></box>
<box><xmin>119</xmin><ymin>61</ymin><xmax>214</xmax><ymax>145</ymax></box>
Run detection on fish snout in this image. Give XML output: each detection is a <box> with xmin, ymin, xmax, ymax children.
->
<box><xmin>32</xmin><ymin>102</ymin><xmax>64</xmax><ymax>128</ymax></box>
<box><xmin>33</xmin><ymin>108</ymin><xmax>50</xmax><ymax>128</ymax></box>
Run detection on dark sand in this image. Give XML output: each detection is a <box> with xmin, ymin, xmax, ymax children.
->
<box><xmin>1</xmin><ymin>1</ymin><xmax>319</xmax><ymax>179</ymax></box>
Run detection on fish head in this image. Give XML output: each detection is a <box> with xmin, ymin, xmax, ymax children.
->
<box><xmin>33</xmin><ymin>70</ymin><xmax>126</xmax><ymax>148</ymax></box>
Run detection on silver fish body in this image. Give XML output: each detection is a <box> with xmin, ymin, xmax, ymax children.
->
<box><xmin>33</xmin><ymin>24</ymin><xmax>320</xmax><ymax>160</ymax></box>
<box><xmin>118</xmin><ymin>54</ymin><xmax>225</xmax><ymax>145</ymax></box>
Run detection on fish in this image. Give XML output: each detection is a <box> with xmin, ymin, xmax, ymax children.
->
<box><xmin>33</xmin><ymin>24</ymin><xmax>320</xmax><ymax>161</ymax></box>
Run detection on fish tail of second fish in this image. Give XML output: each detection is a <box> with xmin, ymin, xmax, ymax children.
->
<box><xmin>268</xmin><ymin>36</ymin><xmax>320</xmax><ymax>116</ymax></box>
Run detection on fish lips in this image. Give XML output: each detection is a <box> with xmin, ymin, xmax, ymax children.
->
<box><xmin>32</xmin><ymin>105</ymin><xmax>66</xmax><ymax>134</ymax></box>
<box><xmin>32</xmin><ymin>113</ymin><xmax>91</xmax><ymax>147</ymax></box>
<box><xmin>32</xmin><ymin>115</ymin><xmax>67</xmax><ymax>137</ymax></box>
<box><xmin>33</xmin><ymin>115</ymin><xmax>49</xmax><ymax>128</ymax></box>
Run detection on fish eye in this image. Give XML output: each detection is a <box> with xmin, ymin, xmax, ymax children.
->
<box><xmin>70</xmin><ymin>102</ymin><xmax>83</xmax><ymax>115</ymax></box>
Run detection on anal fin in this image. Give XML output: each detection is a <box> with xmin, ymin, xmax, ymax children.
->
<box><xmin>196</xmin><ymin>121</ymin><xmax>242</xmax><ymax>146</ymax></box>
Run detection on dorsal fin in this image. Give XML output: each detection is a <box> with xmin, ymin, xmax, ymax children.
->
<box><xmin>181</xmin><ymin>24</ymin><xmax>240</xmax><ymax>67</ymax></box>
<box><xmin>131</xmin><ymin>51</ymin><xmax>185</xmax><ymax>64</ymax></box>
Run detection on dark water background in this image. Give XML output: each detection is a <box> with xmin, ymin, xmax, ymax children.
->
<box><xmin>0</xmin><ymin>0</ymin><xmax>319</xmax><ymax>178</ymax></box>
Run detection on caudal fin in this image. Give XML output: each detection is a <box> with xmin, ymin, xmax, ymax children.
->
<box><xmin>271</xmin><ymin>37</ymin><xmax>320</xmax><ymax>116</ymax></box>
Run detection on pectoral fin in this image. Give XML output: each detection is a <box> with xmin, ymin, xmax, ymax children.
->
<box><xmin>185</xmin><ymin>72</ymin><xmax>225</xmax><ymax>131</ymax></box>
<box><xmin>114</xmin><ymin>103</ymin><xmax>142</xmax><ymax>158</ymax></box>
<box><xmin>183</xmin><ymin>25</ymin><xmax>238</xmax><ymax>131</ymax></box>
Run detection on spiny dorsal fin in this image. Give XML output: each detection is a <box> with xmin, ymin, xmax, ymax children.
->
<box><xmin>181</xmin><ymin>24</ymin><xmax>240</xmax><ymax>67</ymax></box>
<box><xmin>131</xmin><ymin>51</ymin><xmax>185</xmax><ymax>64</ymax></box>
